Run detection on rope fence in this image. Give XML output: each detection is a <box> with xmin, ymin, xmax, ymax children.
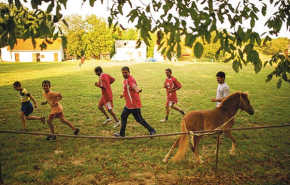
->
<box><xmin>1</xmin><ymin>124</ymin><xmax>290</xmax><ymax>139</ymax></box>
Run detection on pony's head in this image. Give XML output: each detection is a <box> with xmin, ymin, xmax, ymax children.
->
<box><xmin>239</xmin><ymin>92</ymin><xmax>254</xmax><ymax>115</ymax></box>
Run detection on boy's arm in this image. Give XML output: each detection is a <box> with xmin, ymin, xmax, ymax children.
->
<box><xmin>29</xmin><ymin>94</ymin><xmax>38</xmax><ymax>108</ymax></box>
<box><xmin>110</xmin><ymin>76</ymin><xmax>115</xmax><ymax>84</ymax></box>
<box><xmin>55</xmin><ymin>93</ymin><xmax>63</xmax><ymax>102</ymax></box>
<box><xmin>41</xmin><ymin>101</ymin><xmax>48</xmax><ymax>105</ymax></box>
<box><xmin>132</xmin><ymin>84</ymin><xmax>142</xmax><ymax>93</ymax></box>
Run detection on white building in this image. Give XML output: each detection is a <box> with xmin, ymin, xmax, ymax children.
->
<box><xmin>0</xmin><ymin>38</ymin><xmax>64</xmax><ymax>62</ymax></box>
<box><xmin>112</xmin><ymin>40</ymin><xmax>146</xmax><ymax>62</ymax></box>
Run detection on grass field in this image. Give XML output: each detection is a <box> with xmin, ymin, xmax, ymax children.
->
<box><xmin>0</xmin><ymin>60</ymin><xmax>290</xmax><ymax>184</ymax></box>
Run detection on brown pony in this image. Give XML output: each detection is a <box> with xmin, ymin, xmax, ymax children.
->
<box><xmin>163</xmin><ymin>92</ymin><xmax>254</xmax><ymax>164</ymax></box>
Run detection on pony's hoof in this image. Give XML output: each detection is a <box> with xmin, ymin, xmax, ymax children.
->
<box><xmin>196</xmin><ymin>159</ymin><xmax>204</xmax><ymax>164</ymax></box>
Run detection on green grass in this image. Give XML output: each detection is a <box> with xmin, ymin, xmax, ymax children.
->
<box><xmin>0</xmin><ymin>60</ymin><xmax>290</xmax><ymax>184</ymax></box>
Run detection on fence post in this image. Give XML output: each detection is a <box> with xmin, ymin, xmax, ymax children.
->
<box><xmin>0</xmin><ymin>163</ymin><xmax>3</xmax><ymax>184</ymax></box>
<box><xmin>215</xmin><ymin>132</ymin><xmax>221</xmax><ymax>174</ymax></box>
<box><xmin>195</xmin><ymin>59</ymin><xmax>196</xmax><ymax>63</ymax></box>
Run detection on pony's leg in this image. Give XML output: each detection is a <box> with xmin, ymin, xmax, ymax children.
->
<box><xmin>224</xmin><ymin>131</ymin><xmax>236</xmax><ymax>155</ymax></box>
<box><xmin>190</xmin><ymin>135</ymin><xmax>204</xmax><ymax>164</ymax></box>
<box><xmin>163</xmin><ymin>137</ymin><xmax>180</xmax><ymax>162</ymax></box>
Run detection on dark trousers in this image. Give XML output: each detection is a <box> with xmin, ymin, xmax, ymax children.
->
<box><xmin>119</xmin><ymin>106</ymin><xmax>155</xmax><ymax>136</ymax></box>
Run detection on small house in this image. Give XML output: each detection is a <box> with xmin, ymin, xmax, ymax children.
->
<box><xmin>113</xmin><ymin>40</ymin><xmax>146</xmax><ymax>61</ymax></box>
<box><xmin>0</xmin><ymin>38</ymin><xmax>64</xmax><ymax>62</ymax></box>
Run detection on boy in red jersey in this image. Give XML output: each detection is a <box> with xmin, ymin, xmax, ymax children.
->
<box><xmin>114</xmin><ymin>66</ymin><xmax>156</xmax><ymax>137</ymax></box>
<box><xmin>41</xmin><ymin>80</ymin><xmax>79</xmax><ymax>140</ymax></box>
<box><xmin>160</xmin><ymin>68</ymin><xmax>185</xmax><ymax>123</ymax></box>
<box><xmin>13</xmin><ymin>81</ymin><xmax>45</xmax><ymax>131</ymax></box>
<box><xmin>94</xmin><ymin>66</ymin><xmax>121</xmax><ymax>127</ymax></box>
<box><xmin>79</xmin><ymin>56</ymin><xmax>85</xmax><ymax>68</ymax></box>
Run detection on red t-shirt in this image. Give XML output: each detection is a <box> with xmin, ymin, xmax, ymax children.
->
<box><xmin>98</xmin><ymin>73</ymin><xmax>115</xmax><ymax>102</ymax></box>
<box><xmin>123</xmin><ymin>75</ymin><xmax>142</xmax><ymax>109</ymax></box>
<box><xmin>164</xmin><ymin>76</ymin><xmax>182</xmax><ymax>103</ymax></box>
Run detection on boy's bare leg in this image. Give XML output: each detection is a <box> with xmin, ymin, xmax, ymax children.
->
<box><xmin>19</xmin><ymin>112</ymin><xmax>27</xmax><ymax>130</ymax></box>
<box><xmin>47</xmin><ymin>119</ymin><xmax>55</xmax><ymax>133</ymax></box>
<box><xmin>26</xmin><ymin>115</ymin><xmax>45</xmax><ymax>124</ymax></box>
<box><xmin>171</xmin><ymin>104</ymin><xmax>185</xmax><ymax>115</ymax></box>
<box><xmin>98</xmin><ymin>105</ymin><xmax>109</xmax><ymax>118</ymax></box>
<box><xmin>171</xmin><ymin>104</ymin><xmax>181</xmax><ymax>112</ymax></box>
<box><xmin>59</xmin><ymin>117</ymin><xmax>76</xmax><ymax>132</ymax></box>
<box><xmin>166</xmin><ymin>106</ymin><xmax>170</xmax><ymax>117</ymax></box>
<box><xmin>108</xmin><ymin>109</ymin><xmax>119</xmax><ymax>122</ymax></box>
<box><xmin>26</xmin><ymin>116</ymin><xmax>41</xmax><ymax>120</ymax></box>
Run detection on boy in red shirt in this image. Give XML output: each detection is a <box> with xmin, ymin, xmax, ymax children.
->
<box><xmin>41</xmin><ymin>80</ymin><xmax>79</xmax><ymax>140</ymax></box>
<box><xmin>13</xmin><ymin>81</ymin><xmax>45</xmax><ymax>131</ymax></box>
<box><xmin>94</xmin><ymin>66</ymin><xmax>121</xmax><ymax>127</ymax></box>
<box><xmin>160</xmin><ymin>68</ymin><xmax>185</xmax><ymax>123</ymax></box>
<box><xmin>114</xmin><ymin>66</ymin><xmax>156</xmax><ymax>137</ymax></box>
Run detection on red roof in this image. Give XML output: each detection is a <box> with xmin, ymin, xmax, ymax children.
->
<box><xmin>7</xmin><ymin>38</ymin><xmax>62</xmax><ymax>51</ymax></box>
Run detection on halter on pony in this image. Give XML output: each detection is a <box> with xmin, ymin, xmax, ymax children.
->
<box><xmin>239</xmin><ymin>92</ymin><xmax>252</xmax><ymax>112</ymax></box>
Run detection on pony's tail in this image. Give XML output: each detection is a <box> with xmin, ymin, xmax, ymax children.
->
<box><xmin>171</xmin><ymin>118</ymin><xmax>189</xmax><ymax>163</ymax></box>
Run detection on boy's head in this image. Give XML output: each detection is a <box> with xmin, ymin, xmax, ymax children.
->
<box><xmin>216</xmin><ymin>71</ymin><xmax>226</xmax><ymax>84</ymax></box>
<box><xmin>165</xmin><ymin>68</ymin><xmax>172</xmax><ymax>78</ymax></box>
<box><xmin>94</xmin><ymin>66</ymin><xmax>103</xmax><ymax>76</ymax></box>
<box><xmin>121</xmin><ymin>66</ymin><xmax>130</xmax><ymax>79</ymax></box>
<box><xmin>13</xmin><ymin>81</ymin><xmax>22</xmax><ymax>91</ymax></box>
<box><xmin>42</xmin><ymin>80</ymin><xmax>51</xmax><ymax>92</ymax></box>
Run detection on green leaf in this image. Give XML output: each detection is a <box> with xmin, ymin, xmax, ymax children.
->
<box><xmin>47</xmin><ymin>3</ymin><xmax>54</xmax><ymax>13</ymax></box>
<box><xmin>277</xmin><ymin>78</ymin><xmax>282</xmax><ymax>88</ymax></box>
<box><xmin>194</xmin><ymin>42</ymin><xmax>204</xmax><ymax>58</ymax></box>
<box><xmin>15</xmin><ymin>0</ymin><xmax>21</xmax><ymax>9</ymax></box>
<box><xmin>265</xmin><ymin>73</ymin><xmax>273</xmax><ymax>82</ymax></box>
<box><xmin>205</xmin><ymin>31</ymin><xmax>211</xmax><ymax>43</ymax></box>
<box><xmin>146</xmin><ymin>5</ymin><xmax>150</xmax><ymax>12</ymax></box>
<box><xmin>89</xmin><ymin>0</ymin><xmax>95</xmax><ymax>7</ymax></box>
<box><xmin>263</xmin><ymin>60</ymin><xmax>269</xmax><ymax>68</ymax></box>
<box><xmin>161</xmin><ymin>47</ymin><xmax>167</xmax><ymax>55</ymax></box>
<box><xmin>250</xmin><ymin>18</ymin><xmax>255</xmax><ymax>28</ymax></box>
<box><xmin>213</xmin><ymin>31</ymin><xmax>220</xmax><ymax>43</ymax></box>
<box><xmin>282</xmin><ymin>73</ymin><xmax>288</xmax><ymax>81</ymax></box>
<box><xmin>262</xmin><ymin>5</ymin><xmax>266</xmax><ymax>16</ymax></box>
<box><xmin>53</xmin><ymin>32</ymin><xmax>59</xmax><ymax>40</ymax></box>
<box><xmin>177</xmin><ymin>43</ymin><xmax>181</xmax><ymax>58</ymax></box>
<box><xmin>61</xmin><ymin>36</ymin><xmax>67</xmax><ymax>49</ymax></box>
<box><xmin>166</xmin><ymin>50</ymin><xmax>171</xmax><ymax>60</ymax></box>
<box><xmin>232</xmin><ymin>59</ymin><xmax>239</xmax><ymax>73</ymax></box>
<box><xmin>255</xmin><ymin>33</ymin><xmax>261</xmax><ymax>46</ymax></box>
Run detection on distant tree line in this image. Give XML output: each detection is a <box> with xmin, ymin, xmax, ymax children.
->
<box><xmin>60</xmin><ymin>14</ymin><xmax>290</xmax><ymax>60</ymax></box>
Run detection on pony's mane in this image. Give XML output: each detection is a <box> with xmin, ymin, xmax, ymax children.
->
<box><xmin>219</xmin><ymin>91</ymin><xmax>249</xmax><ymax>107</ymax></box>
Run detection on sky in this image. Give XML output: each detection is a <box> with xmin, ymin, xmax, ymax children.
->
<box><xmin>5</xmin><ymin>0</ymin><xmax>290</xmax><ymax>38</ymax></box>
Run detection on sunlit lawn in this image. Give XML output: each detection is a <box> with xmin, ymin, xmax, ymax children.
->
<box><xmin>0</xmin><ymin>60</ymin><xmax>290</xmax><ymax>184</ymax></box>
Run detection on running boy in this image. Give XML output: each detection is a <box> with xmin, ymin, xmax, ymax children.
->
<box><xmin>41</xmin><ymin>80</ymin><xmax>79</xmax><ymax>140</ymax></box>
<box><xmin>94</xmin><ymin>66</ymin><xmax>121</xmax><ymax>127</ymax></box>
<box><xmin>160</xmin><ymin>68</ymin><xmax>186</xmax><ymax>123</ymax></box>
<box><xmin>13</xmin><ymin>81</ymin><xmax>45</xmax><ymax>131</ymax></box>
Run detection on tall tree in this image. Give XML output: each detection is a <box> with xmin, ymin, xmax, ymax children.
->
<box><xmin>59</xmin><ymin>14</ymin><xmax>86</xmax><ymax>57</ymax></box>
<box><xmin>83</xmin><ymin>14</ymin><xmax>113</xmax><ymax>58</ymax></box>
<box><xmin>3</xmin><ymin>0</ymin><xmax>290</xmax><ymax>87</ymax></box>
<box><xmin>259</xmin><ymin>37</ymin><xmax>290</xmax><ymax>55</ymax></box>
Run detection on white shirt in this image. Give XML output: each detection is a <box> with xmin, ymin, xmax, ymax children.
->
<box><xmin>216</xmin><ymin>82</ymin><xmax>229</xmax><ymax>107</ymax></box>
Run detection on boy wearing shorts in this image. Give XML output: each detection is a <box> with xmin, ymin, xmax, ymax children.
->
<box><xmin>13</xmin><ymin>81</ymin><xmax>45</xmax><ymax>131</ymax></box>
<box><xmin>41</xmin><ymin>80</ymin><xmax>79</xmax><ymax>140</ymax></box>
<box><xmin>94</xmin><ymin>66</ymin><xmax>121</xmax><ymax>127</ymax></box>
